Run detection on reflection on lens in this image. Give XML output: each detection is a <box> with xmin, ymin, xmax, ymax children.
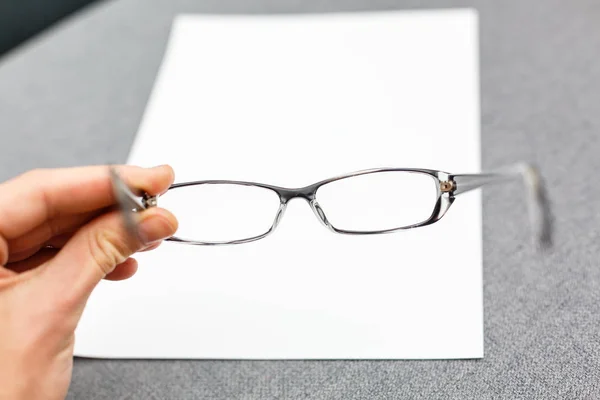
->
<box><xmin>158</xmin><ymin>183</ymin><xmax>281</xmax><ymax>242</ymax></box>
<box><xmin>316</xmin><ymin>171</ymin><xmax>438</xmax><ymax>231</ymax></box>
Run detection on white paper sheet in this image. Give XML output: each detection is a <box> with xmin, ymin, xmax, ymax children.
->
<box><xmin>75</xmin><ymin>10</ymin><xmax>483</xmax><ymax>359</ymax></box>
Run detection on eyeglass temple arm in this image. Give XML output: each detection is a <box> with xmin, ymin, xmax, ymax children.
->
<box><xmin>450</xmin><ymin>163</ymin><xmax>553</xmax><ymax>248</ymax></box>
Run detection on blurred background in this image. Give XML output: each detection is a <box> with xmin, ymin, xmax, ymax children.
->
<box><xmin>0</xmin><ymin>0</ymin><xmax>99</xmax><ymax>57</ymax></box>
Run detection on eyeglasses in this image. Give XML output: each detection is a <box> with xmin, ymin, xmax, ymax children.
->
<box><xmin>110</xmin><ymin>163</ymin><xmax>553</xmax><ymax>248</ymax></box>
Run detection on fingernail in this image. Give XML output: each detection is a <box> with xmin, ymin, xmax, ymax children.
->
<box><xmin>137</xmin><ymin>215</ymin><xmax>175</xmax><ymax>244</ymax></box>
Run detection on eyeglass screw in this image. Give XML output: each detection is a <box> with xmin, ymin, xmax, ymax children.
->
<box><xmin>440</xmin><ymin>181</ymin><xmax>456</xmax><ymax>193</ymax></box>
<box><xmin>142</xmin><ymin>194</ymin><xmax>158</xmax><ymax>208</ymax></box>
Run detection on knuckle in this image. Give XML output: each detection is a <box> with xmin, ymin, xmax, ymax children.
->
<box><xmin>87</xmin><ymin>228</ymin><xmax>134</xmax><ymax>276</ymax></box>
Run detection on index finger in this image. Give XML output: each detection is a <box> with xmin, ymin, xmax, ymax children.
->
<box><xmin>0</xmin><ymin>164</ymin><xmax>174</xmax><ymax>240</ymax></box>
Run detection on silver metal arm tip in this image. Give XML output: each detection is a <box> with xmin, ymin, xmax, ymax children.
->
<box><xmin>517</xmin><ymin>163</ymin><xmax>554</xmax><ymax>249</ymax></box>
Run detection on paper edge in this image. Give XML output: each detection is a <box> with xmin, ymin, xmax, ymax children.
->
<box><xmin>88</xmin><ymin>9</ymin><xmax>484</xmax><ymax>360</ymax></box>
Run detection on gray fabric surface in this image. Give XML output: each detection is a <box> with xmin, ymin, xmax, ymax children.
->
<box><xmin>1</xmin><ymin>0</ymin><xmax>599</xmax><ymax>398</ymax></box>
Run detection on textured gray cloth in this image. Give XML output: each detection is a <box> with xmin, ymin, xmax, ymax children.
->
<box><xmin>1</xmin><ymin>0</ymin><xmax>599</xmax><ymax>399</ymax></box>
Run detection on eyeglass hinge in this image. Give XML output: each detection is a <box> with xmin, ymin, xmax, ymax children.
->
<box><xmin>142</xmin><ymin>193</ymin><xmax>158</xmax><ymax>208</ymax></box>
<box><xmin>440</xmin><ymin>180</ymin><xmax>456</xmax><ymax>193</ymax></box>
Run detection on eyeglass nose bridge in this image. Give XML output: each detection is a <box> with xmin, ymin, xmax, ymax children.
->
<box><xmin>277</xmin><ymin>184</ymin><xmax>317</xmax><ymax>203</ymax></box>
<box><xmin>276</xmin><ymin>186</ymin><xmax>336</xmax><ymax>233</ymax></box>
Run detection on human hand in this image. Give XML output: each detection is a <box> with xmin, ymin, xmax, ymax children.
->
<box><xmin>0</xmin><ymin>165</ymin><xmax>178</xmax><ymax>400</ymax></box>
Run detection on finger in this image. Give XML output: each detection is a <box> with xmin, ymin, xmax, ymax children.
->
<box><xmin>8</xmin><ymin>232</ymin><xmax>159</xmax><ymax>267</ymax></box>
<box><xmin>103</xmin><ymin>257</ymin><xmax>138</xmax><ymax>281</ymax></box>
<box><xmin>8</xmin><ymin>245</ymin><xmax>43</xmax><ymax>263</ymax></box>
<box><xmin>8</xmin><ymin>231</ymin><xmax>75</xmax><ymax>263</ymax></box>
<box><xmin>39</xmin><ymin>207</ymin><xmax>177</xmax><ymax>308</ymax></box>
<box><xmin>140</xmin><ymin>240</ymin><xmax>162</xmax><ymax>252</ymax></box>
<box><xmin>7</xmin><ymin>210</ymin><xmax>101</xmax><ymax>255</ymax></box>
<box><xmin>45</xmin><ymin>232</ymin><xmax>76</xmax><ymax>249</ymax></box>
<box><xmin>7</xmin><ymin>248</ymin><xmax>59</xmax><ymax>274</ymax></box>
<box><xmin>0</xmin><ymin>164</ymin><xmax>175</xmax><ymax>241</ymax></box>
<box><xmin>0</xmin><ymin>266</ymin><xmax>17</xmax><ymax>279</ymax></box>
<box><xmin>14</xmin><ymin>252</ymin><xmax>143</xmax><ymax>280</ymax></box>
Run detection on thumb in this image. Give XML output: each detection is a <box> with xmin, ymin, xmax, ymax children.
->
<box><xmin>39</xmin><ymin>207</ymin><xmax>177</xmax><ymax>310</ymax></box>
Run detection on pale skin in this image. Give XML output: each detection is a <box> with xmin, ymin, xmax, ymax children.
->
<box><xmin>0</xmin><ymin>165</ymin><xmax>178</xmax><ymax>400</ymax></box>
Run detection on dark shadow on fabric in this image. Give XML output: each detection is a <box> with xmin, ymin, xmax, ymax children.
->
<box><xmin>0</xmin><ymin>0</ymin><xmax>101</xmax><ymax>57</ymax></box>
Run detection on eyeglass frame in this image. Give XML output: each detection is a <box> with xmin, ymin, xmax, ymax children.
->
<box><xmin>110</xmin><ymin>162</ymin><xmax>553</xmax><ymax>248</ymax></box>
